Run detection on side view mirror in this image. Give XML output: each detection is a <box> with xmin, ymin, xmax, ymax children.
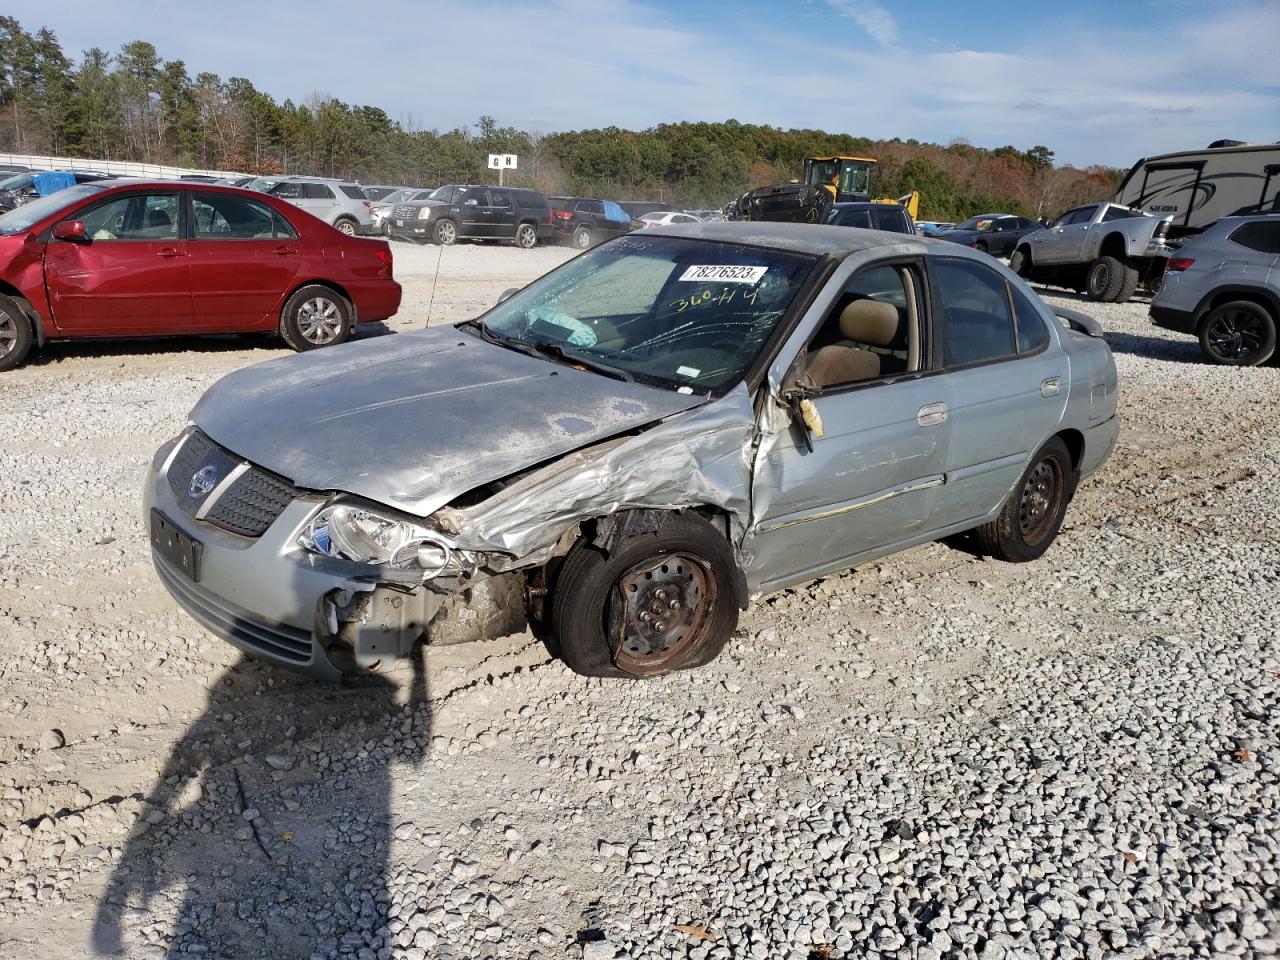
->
<box><xmin>496</xmin><ymin>287</ymin><xmax>518</xmax><ymax>305</ymax></box>
<box><xmin>52</xmin><ymin>220</ymin><xmax>86</xmax><ymax>241</ymax></box>
<box><xmin>781</xmin><ymin>386</ymin><xmax>825</xmax><ymax>453</ymax></box>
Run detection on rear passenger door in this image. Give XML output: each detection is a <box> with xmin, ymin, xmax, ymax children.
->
<box><xmin>488</xmin><ymin>189</ymin><xmax>517</xmax><ymax>238</ymax></box>
<box><xmin>926</xmin><ymin>257</ymin><xmax>1068</xmax><ymax>528</ymax></box>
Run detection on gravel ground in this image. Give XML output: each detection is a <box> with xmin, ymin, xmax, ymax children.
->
<box><xmin>0</xmin><ymin>238</ymin><xmax>1276</xmax><ymax>960</ymax></box>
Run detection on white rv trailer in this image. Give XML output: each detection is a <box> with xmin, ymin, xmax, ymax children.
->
<box><xmin>1114</xmin><ymin>142</ymin><xmax>1280</xmax><ymax>236</ymax></box>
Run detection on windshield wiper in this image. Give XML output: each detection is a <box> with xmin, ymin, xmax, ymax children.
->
<box><xmin>529</xmin><ymin>341</ymin><xmax>635</xmax><ymax>382</ymax></box>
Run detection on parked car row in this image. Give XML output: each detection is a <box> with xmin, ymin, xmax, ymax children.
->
<box><xmin>0</xmin><ymin>169</ymin><xmax>115</xmax><ymax>211</ymax></box>
<box><xmin>0</xmin><ymin>179</ymin><xmax>401</xmax><ymax>371</ymax></box>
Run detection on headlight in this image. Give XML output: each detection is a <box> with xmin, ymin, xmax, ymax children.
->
<box><xmin>417</xmin><ymin>207</ymin><xmax>432</xmax><ymax>220</ymax></box>
<box><xmin>299</xmin><ymin>503</ymin><xmax>458</xmax><ymax>578</ymax></box>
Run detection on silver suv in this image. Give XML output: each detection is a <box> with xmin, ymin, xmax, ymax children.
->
<box><xmin>257</xmin><ymin>177</ymin><xmax>373</xmax><ymax>236</ymax></box>
<box><xmin>1150</xmin><ymin>215</ymin><xmax>1280</xmax><ymax>365</ymax></box>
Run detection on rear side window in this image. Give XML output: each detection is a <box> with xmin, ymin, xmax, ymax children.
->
<box><xmin>515</xmin><ymin>191</ymin><xmax>547</xmax><ymax>210</ymax></box>
<box><xmin>339</xmin><ymin>185</ymin><xmax>366</xmax><ymax>200</ymax></box>
<box><xmin>192</xmin><ymin>193</ymin><xmax>297</xmax><ymax>240</ymax></box>
<box><xmin>1229</xmin><ymin>221</ymin><xmax>1280</xmax><ymax>254</ymax></box>
<box><xmin>933</xmin><ymin>259</ymin><xmax>1017</xmax><ymax>366</ymax></box>
<box><xmin>490</xmin><ymin>190</ymin><xmax>512</xmax><ymax>208</ymax></box>
<box><xmin>871</xmin><ymin>206</ymin><xmax>906</xmax><ymax>232</ymax></box>
<box><xmin>1010</xmin><ymin>285</ymin><xmax>1049</xmax><ymax>353</ymax></box>
<box><xmin>831</xmin><ymin>208</ymin><xmax>870</xmax><ymax>228</ymax></box>
<box><xmin>580</xmin><ymin>199</ymin><xmax>604</xmax><ymax>215</ymax></box>
<box><xmin>1102</xmin><ymin>206</ymin><xmax>1140</xmax><ymax>223</ymax></box>
<box><xmin>303</xmin><ymin>183</ymin><xmax>335</xmax><ymax>200</ymax></box>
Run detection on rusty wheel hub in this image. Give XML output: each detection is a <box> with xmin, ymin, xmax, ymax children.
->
<box><xmin>611</xmin><ymin>553</ymin><xmax>713</xmax><ymax>672</ymax></box>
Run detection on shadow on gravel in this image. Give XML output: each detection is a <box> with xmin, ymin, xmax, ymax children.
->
<box><xmin>25</xmin><ymin>323</ymin><xmax>394</xmax><ymax>367</ymax></box>
<box><xmin>1103</xmin><ymin>331</ymin><xmax>1205</xmax><ymax>363</ymax></box>
<box><xmin>92</xmin><ymin>645</ymin><xmax>430</xmax><ymax>959</ymax></box>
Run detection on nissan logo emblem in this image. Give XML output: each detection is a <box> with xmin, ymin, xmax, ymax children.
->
<box><xmin>189</xmin><ymin>465</ymin><xmax>219</xmax><ymax>499</ymax></box>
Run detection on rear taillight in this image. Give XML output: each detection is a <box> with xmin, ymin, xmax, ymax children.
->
<box><xmin>1166</xmin><ymin>257</ymin><xmax>1194</xmax><ymax>272</ymax></box>
<box><xmin>552</xmin><ymin>210</ymin><xmax>573</xmax><ymax>220</ymax></box>
<box><xmin>376</xmin><ymin>247</ymin><xmax>393</xmax><ymax>277</ymax></box>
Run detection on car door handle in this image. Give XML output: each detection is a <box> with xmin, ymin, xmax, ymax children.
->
<box><xmin>917</xmin><ymin>402</ymin><xmax>948</xmax><ymax>426</ymax></box>
<box><xmin>272</xmin><ymin>246</ymin><xmax>298</xmax><ymax>256</ymax></box>
<box><xmin>1041</xmin><ymin>377</ymin><xmax>1061</xmax><ymax>397</ymax></box>
<box><xmin>156</xmin><ymin>247</ymin><xmax>184</xmax><ymax>258</ymax></box>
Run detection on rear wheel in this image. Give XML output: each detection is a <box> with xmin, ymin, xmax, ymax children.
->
<box><xmin>973</xmin><ymin>241</ymin><xmax>988</xmax><ymax>255</ymax></box>
<box><xmin>550</xmin><ymin>513</ymin><xmax>739</xmax><ymax>678</ymax></box>
<box><xmin>975</xmin><ymin>437</ymin><xmax>1075</xmax><ymax>563</ymax></box>
<box><xmin>573</xmin><ymin>226</ymin><xmax>592</xmax><ymax>249</ymax></box>
<box><xmin>516</xmin><ymin>223</ymin><xmax>538</xmax><ymax>249</ymax></box>
<box><xmin>0</xmin><ymin>294</ymin><xmax>34</xmax><ymax>372</ymax></box>
<box><xmin>333</xmin><ymin>217</ymin><xmax>358</xmax><ymax>236</ymax></box>
<box><xmin>279</xmin><ymin>285</ymin><xmax>353</xmax><ymax>351</ymax></box>
<box><xmin>1198</xmin><ymin>301</ymin><xmax>1277</xmax><ymax>366</ymax></box>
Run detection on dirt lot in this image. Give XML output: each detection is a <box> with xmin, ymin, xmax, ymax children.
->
<box><xmin>0</xmin><ymin>238</ymin><xmax>1276</xmax><ymax>960</ymax></box>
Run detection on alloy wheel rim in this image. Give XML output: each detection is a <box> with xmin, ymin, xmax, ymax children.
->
<box><xmin>518</xmin><ymin>226</ymin><xmax>535</xmax><ymax>248</ymax></box>
<box><xmin>337</xmin><ymin>221</ymin><xmax>355</xmax><ymax>235</ymax></box>
<box><xmin>0</xmin><ymin>308</ymin><xmax>16</xmax><ymax>358</ymax></box>
<box><xmin>440</xmin><ymin>222</ymin><xmax>455</xmax><ymax>243</ymax></box>
<box><xmin>297</xmin><ymin>297</ymin><xmax>342</xmax><ymax>344</ymax></box>
<box><xmin>575</xmin><ymin>230</ymin><xmax>590</xmax><ymax>248</ymax></box>
<box><xmin>610</xmin><ymin>553</ymin><xmax>715</xmax><ymax>674</ymax></box>
<box><xmin>1018</xmin><ymin>458</ymin><xmax>1063</xmax><ymax>546</ymax></box>
<box><xmin>1207</xmin><ymin>311</ymin><xmax>1267</xmax><ymax>361</ymax></box>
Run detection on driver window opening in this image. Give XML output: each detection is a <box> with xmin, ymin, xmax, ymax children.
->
<box><xmin>804</xmin><ymin>264</ymin><xmax>920</xmax><ymax>389</ymax></box>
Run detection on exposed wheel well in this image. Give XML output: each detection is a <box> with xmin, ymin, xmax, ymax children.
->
<box><xmin>1200</xmin><ymin>290</ymin><xmax>1278</xmax><ymax>332</ymax></box>
<box><xmin>1056</xmin><ymin>428</ymin><xmax>1084</xmax><ymax>473</ymax></box>
<box><xmin>1099</xmin><ymin>233</ymin><xmax>1127</xmax><ymax>258</ymax></box>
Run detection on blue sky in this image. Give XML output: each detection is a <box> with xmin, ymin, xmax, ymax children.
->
<box><xmin>13</xmin><ymin>0</ymin><xmax>1279</xmax><ymax>167</ymax></box>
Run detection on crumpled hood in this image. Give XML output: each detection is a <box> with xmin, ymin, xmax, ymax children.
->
<box><xmin>191</xmin><ymin>327</ymin><xmax>705</xmax><ymax>516</ymax></box>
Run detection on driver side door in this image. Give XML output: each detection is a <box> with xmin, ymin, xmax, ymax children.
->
<box><xmin>748</xmin><ymin>259</ymin><xmax>953</xmax><ymax>592</ymax></box>
<box><xmin>1033</xmin><ymin>205</ymin><xmax>1095</xmax><ymax>264</ymax></box>
<box><xmin>43</xmin><ymin>190</ymin><xmax>193</xmax><ymax>334</ymax></box>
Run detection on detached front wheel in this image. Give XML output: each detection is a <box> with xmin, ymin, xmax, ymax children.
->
<box><xmin>550</xmin><ymin>513</ymin><xmax>739</xmax><ymax>678</ymax></box>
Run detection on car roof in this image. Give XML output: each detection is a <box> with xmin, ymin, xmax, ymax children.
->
<box><xmin>646</xmin><ymin>220</ymin><xmax>937</xmax><ymax>257</ymax></box>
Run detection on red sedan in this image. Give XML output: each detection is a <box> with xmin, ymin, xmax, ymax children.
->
<box><xmin>0</xmin><ymin>180</ymin><xmax>401</xmax><ymax>370</ymax></box>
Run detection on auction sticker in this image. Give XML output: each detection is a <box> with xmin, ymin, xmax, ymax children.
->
<box><xmin>678</xmin><ymin>265</ymin><xmax>767</xmax><ymax>284</ymax></box>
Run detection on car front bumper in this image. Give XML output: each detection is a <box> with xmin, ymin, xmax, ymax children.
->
<box><xmin>145</xmin><ymin>437</ymin><xmax>440</xmax><ymax>682</ymax></box>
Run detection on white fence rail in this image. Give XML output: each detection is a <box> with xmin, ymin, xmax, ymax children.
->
<box><xmin>0</xmin><ymin>153</ymin><xmax>246</xmax><ymax>181</ymax></box>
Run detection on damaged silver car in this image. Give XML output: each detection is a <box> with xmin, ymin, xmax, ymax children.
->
<box><xmin>146</xmin><ymin>222</ymin><xmax>1118</xmax><ymax>681</ymax></box>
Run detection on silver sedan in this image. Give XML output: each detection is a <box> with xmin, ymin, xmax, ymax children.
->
<box><xmin>146</xmin><ymin>223</ymin><xmax>1119</xmax><ymax>681</ymax></box>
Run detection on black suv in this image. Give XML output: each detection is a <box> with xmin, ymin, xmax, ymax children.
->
<box><xmin>389</xmin><ymin>185</ymin><xmax>553</xmax><ymax>248</ymax></box>
<box><xmin>549</xmin><ymin>197</ymin><xmax>634</xmax><ymax>249</ymax></box>
<box><xmin>824</xmin><ymin>202</ymin><xmax>916</xmax><ymax>235</ymax></box>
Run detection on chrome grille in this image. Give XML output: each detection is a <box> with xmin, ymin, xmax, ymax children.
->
<box><xmin>167</xmin><ymin>430</ymin><xmax>298</xmax><ymax>538</ymax></box>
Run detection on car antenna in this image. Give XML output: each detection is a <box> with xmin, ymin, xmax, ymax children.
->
<box><xmin>426</xmin><ymin>239</ymin><xmax>444</xmax><ymax>324</ymax></box>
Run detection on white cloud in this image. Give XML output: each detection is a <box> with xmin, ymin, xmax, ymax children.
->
<box><xmin>824</xmin><ymin>0</ymin><xmax>899</xmax><ymax>48</ymax></box>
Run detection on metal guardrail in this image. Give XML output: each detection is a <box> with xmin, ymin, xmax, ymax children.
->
<box><xmin>0</xmin><ymin>153</ymin><xmax>247</xmax><ymax>181</ymax></box>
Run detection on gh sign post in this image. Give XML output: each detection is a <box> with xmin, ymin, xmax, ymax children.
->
<box><xmin>488</xmin><ymin>153</ymin><xmax>518</xmax><ymax>186</ymax></box>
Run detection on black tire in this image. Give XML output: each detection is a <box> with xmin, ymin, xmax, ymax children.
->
<box><xmin>279</xmin><ymin>285</ymin><xmax>353</xmax><ymax>352</ymax></box>
<box><xmin>572</xmin><ymin>226</ymin><xmax>592</xmax><ymax>250</ymax></box>
<box><xmin>516</xmin><ymin>223</ymin><xmax>538</xmax><ymax>249</ymax></box>
<box><xmin>433</xmin><ymin>218</ymin><xmax>457</xmax><ymax>245</ymax></box>
<box><xmin>1198</xmin><ymin>300</ymin><xmax>1277</xmax><ymax>366</ymax></box>
<box><xmin>1113</xmin><ymin>260</ymin><xmax>1140</xmax><ymax>302</ymax></box>
<box><xmin>1085</xmin><ymin>256</ymin><xmax>1125</xmax><ymax>302</ymax></box>
<box><xmin>550</xmin><ymin>512</ymin><xmax>739</xmax><ymax>679</ymax></box>
<box><xmin>0</xmin><ymin>293</ymin><xmax>34</xmax><ymax>372</ymax></box>
<box><xmin>1010</xmin><ymin>247</ymin><xmax>1032</xmax><ymax>278</ymax></box>
<box><xmin>973</xmin><ymin>241</ymin><xmax>988</xmax><ymax>255</ymax></box>
<box><xmin>333</xmin><ymin>217</ymin><xmax>358</xmax><ymax>237</ymax></box>
<box><xmin>975</xmin><ymin>437</ymin><xmax>1076</xmax><ymax>563</ymax></box>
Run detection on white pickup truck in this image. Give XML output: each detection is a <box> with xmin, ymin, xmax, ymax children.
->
<box><xmin>1011</xmin><ymin>202</ymin><xmax>1175</xmax><ymax>303</ymax></box>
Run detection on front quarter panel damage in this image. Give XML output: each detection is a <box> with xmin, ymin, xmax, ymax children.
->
<box><xmin>440</xmin><ymin>384</ymin><xmax>759</xmax><ymax>570</ymax></box>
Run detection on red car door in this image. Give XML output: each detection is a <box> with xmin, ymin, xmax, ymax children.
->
<box><xmin>186</xmin><ymin>192</ymin><xmax>303</xmax><ymax>331</ymax></box>
<box><xmin>43</xmin><ymin>191</ymin><xmax>192</xmax><ymax>334</ymax></box>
